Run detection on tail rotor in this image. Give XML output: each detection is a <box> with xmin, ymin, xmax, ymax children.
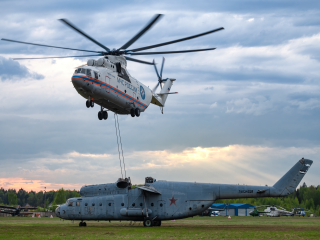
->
<box><xmin>152</xmin><ymin>57</ymin><xmax>165</xmax><ymax>92</ymax></box>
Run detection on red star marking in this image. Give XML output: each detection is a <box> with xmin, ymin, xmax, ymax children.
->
<box><xmin>169</xmin><ymin>196</ymin><xmax>178</xmax><ymax>206</ymax></box>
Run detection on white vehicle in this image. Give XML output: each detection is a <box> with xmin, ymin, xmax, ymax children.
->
<box><xmin>2</xmin><ymin>15</ymin><xmax>224</xmax><ymax>120</ymax></box>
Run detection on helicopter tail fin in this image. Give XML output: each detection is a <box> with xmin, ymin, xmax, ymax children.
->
<box><xmin>271</xmin><ymin>158</ymin><xmax>313</xmax><ymax>197</ymax></box>
<box><xmin>151</xmin><ymin>78</ymin><xmax>177</xmax><ymax>107</ymax></box>
<box><xmin>158</xmin><ymin>78</ymin><xmax>176</xmax><ymax>107</ymax></box>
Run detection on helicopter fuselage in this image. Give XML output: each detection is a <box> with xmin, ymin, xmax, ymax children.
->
<box><xmin>72</xmin><ymin>57</ymin><xmax>153</xmax><ymax>115</ymax></box>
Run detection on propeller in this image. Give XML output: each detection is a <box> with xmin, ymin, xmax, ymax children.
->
<box><xmin>1</xmin><ymin>15</ymin><xmax>224</xmax><ymax>64</ymax></box>
<box><xmin>152</xmin><ymin>57</ymin><xmax>166</xmax><ymax>92</ymax></box>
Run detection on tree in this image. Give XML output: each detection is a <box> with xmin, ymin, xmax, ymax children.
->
<box><xmin>53</xmin><ymin>188</ymin><xmax>66</xmax><ymax>205</ymax></box>
<box><xmin>8</xmin><ymin>192</ymin><xmax>18</xmax><ymax>206</ymax></box>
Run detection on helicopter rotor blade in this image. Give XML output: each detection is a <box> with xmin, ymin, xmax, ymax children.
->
<box><xmin>1</xmin><ymin>38</ymin><xmax>104</xmax><ymax>54</ymax></box>
<box><xmin>126</xmin><ymin>27</ymin><xmax>224</xmax><ymax>53</ymax></box>
<box><xmin>119</xmin><ymin>14</ymin><xmax>163</xmax><ymax>50</ymax></box>
<box><xmin>127</xmin><ymin>48</ymin><xmax>216</xmax><ymax>55</ymax></box>
<box><xmin>125</xmin><ymin>56</ymin><xmax>154</xmax><ymax>65</ymax></box>
<box><xmin>59</xmin><ymin>19</ymin><xmax>110</xmax><ymax>52</ymax></box>
<box><xmin>159</xmin><ymin>57</ymin><xmax>165</xmax><ymax>79</ymax></box>
<box><xmin>152</xmin><ymin>59</ymin><xmax>163</xmax><ymax>89</ymax></box>
<box><xmin>12</xmin><ymin>54</ymin><xmax>103</xmax><ymax>60</ymax></box>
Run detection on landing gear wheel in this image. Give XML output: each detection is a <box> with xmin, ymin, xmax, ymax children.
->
<box><xmin>90</xmin><ymin>100</ymin><xmax>94</xmax><ymax>108</ymax></box>
<box><xmin>103</xmin><ymin>111</ymin><xmax>108</xmax><ymax>120</ymax></box>
<box><xmin>135</xmin><ymin>108</ymin><xmax>140</xmax><ymax>117</ymax></box>
<box><xmin>130</xmin><ymin>109</ymin><xmax>135</xmax><ymax>117</ymax></box>
<box><xmin>83</xmin><ymin>222</ymin><xmax>87</xmax><ymax>227</ymax></box>
<box><xmin>98</xmin><ymin>111</ymin><xmax>103</xmax><ymax>120</ymax></box>
<box><xmin>143</xmin><ymin>218</ymin><xmax>153</xmax><ymax>227</ymax></box>
<box><xmin>86</xmin><ymin>100</ymin><xmax>90</xmax><ymax>108</ymax></box>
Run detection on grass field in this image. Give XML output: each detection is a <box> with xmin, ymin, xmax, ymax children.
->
<box><xmin>0</xmin><ymin>216</ymin><xmax>319</xmax><ymax>239</ymax></box>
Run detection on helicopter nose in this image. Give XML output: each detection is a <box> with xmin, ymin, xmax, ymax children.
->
<box><xmin>55</xmin><ymin>206</ymin><xmax>61</xmax><ymax>217</ymax></box>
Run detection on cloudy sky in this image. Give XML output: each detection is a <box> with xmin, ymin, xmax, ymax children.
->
<box><xmin>0</xmin><ymin>0</ymin><xmax>319</xmax><ymax>192</ymax></box>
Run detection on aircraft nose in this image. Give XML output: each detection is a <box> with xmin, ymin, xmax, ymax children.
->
<box><xmin>55</xmin><ymin>206</ymin><xmax>61</xmax><ymax>217</ymax></box>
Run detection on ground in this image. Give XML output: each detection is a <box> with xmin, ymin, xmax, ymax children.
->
<box><xmin>0</xmin><ymin>216</ymin><xmax>319</xmax><ymax>239</ymax></box>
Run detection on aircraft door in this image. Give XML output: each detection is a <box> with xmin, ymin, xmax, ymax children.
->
<box><xmin>157</xmin><ymin>200</ymin><xmax>166</xmax><ymax>218</ymax></box>
<box><xmin>75</xmin><ymin>201</ymin><xmax>81</xmax><ymax>219</ymax></box>
<box><xmin>106</xmin><ymin>200</ymin><xmax>114</xmax><ymax>219</ymax></box>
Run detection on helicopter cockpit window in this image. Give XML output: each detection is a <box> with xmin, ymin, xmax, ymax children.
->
<box><xmin>76</xmin><ymin>68</ymin><xmax>81</xmax><ymax>74</ymax></box>
<box><xmin>68</xmin><ymin>202</ymin><xmax>73</xmax><ymax>207</ymax></box>
<box><xmin>81</xmin><ymin>68</ymin><xmax>86</xmax><ymax>74</ymax></box>
<box><xmin>119</xmin><ymin>68</ymin><xmax>131</xmax><ymax>83</ymax></box>
<box><xmin>86</xmin><ymin>69</ymin><xmax>92</xmax><ymax>77</ymax></box>
<box><xmin>94</xmin><ymin>71</ymin><xmax>98</xmax><ymax>79</ymax></box>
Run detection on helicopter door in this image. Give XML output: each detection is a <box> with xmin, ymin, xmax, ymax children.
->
<box><xmin>133</xmin><ymin>92</ymin><xmax>136</xmax><ymax>100</ymax></box>
<box><xmin>157</xmin><ymin>200</ymin><xmax>166</xmax><ymax>218</ymax></box>
<box><xmin>105</xmin><ymin>76</ymin><xmax>110</xmax><ymax>93</ymax></box>
<box><xmin>106</xmin><ymin>200</ymin><xmax>114</xmax><ymax>218</ymax></box>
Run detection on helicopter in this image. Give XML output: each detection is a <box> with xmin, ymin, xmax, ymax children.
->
<box><xmin>1</xmin><ymin>14</ymin><xmax>224</xmax><ymax>120</ymax></box>
<box><xmin>248</xmin><ymin>207</ymin><xmax>269</xmax><ymax>217</ymax></box>
<box><xmin>55</xmin><ymin>158</ymin><xmax>312</xmax><ymax>227</ymax></box>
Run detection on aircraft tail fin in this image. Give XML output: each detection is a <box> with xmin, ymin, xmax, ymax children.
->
<box><xmin>272</xmin><ymin>158</ymin><xmax>313</xmax><ymax>197</ymax></box>
<box><xmin>151</xmin><ymin>78</ymin><xmax>177</xmax><ymax>107</ymax></box>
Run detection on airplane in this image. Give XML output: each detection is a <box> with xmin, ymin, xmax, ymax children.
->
<box><xmin>0</xmin><ymin>205</ymin><xmax>35</xmax><ymax>216</ymax></box>
<box><xmin>1</xmin><ymin>14</ymin><xmax>224</xmax><ymax>120</ymax></box>
<box><xmin>55</xmin><ymin>158</ymin><xmax>313</xmax><ymax>227</ymax></box>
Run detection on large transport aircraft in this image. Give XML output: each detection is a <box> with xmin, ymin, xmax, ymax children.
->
<box><xmin>55</xmin><ymin>158</ymin><xmax>313</xmax><ymax>227</ymax></box>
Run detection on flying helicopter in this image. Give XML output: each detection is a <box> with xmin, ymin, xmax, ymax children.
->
<box><xmin>1</xmin><ymin>14</ymin><xmax>224</xmax><ymax>120</ymax></box>
<box><xmin>55</xmin><ymin>158</ymin><xmax>312</xmax><ymax>227</ymax></box>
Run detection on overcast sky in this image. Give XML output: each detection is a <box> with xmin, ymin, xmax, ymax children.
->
<box><xmin>0</xmin><ymin>0</ymin><xmax>319</xmax><ymax>192</ymax></box>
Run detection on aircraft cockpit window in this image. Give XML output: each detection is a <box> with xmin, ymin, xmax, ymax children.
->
<box><xmin>68</xmin><ymin>202</ymin><xmax>73</xmax><ymax>207</ymax></box>
<box><xmin>76</xmin><ymin>68</ymin><xmax>81</xmax><ymax>73</ymax></box>
<box><xmin>94</xmin><ymin>71</ymin><xmax>98</xmax><ymax>79</ymax></box>
<box><xmin>81</xmin><ymin>68</ymin><xmax>85</xmax><ymax>74</ymax></box>
<box><xmin>119</xmin><ymin>68</ymin><xmax>131</xmax><ymax>82</ymax></box>
<box><xmin>86</xmin><ymin>69</ymin><xmax>92</xmax><ymax>77</ymax></box>
<box><xmin>76</xmin><ymin>202</ymin><xmax>80</xmax><ymax>206</ymax></box>
<box><xmin>270</xmin><ymin>208</ymin><xmax>275</xmax><ymax>211</ymax></box>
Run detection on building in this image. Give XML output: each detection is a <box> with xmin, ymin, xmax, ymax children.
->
<box><xmin>210</xmin><ymin>203</ymin><xmax>255</xmax><ymax>216</ymax></box>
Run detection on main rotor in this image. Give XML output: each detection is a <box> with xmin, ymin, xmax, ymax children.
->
<box><xmin>1</xmin><ymin>14</ymin><xmax>224</xmax><ymax>65</ymax></box>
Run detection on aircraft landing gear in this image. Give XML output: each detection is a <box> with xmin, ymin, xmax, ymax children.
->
<box><xmin>86</xmin><ymin>100</ymin><xmax>94</xmax><ymax>108</ymax></box>
<box><xmin>130</xmin><ymin>108</ymin><xmax>140</xmax><ymax>117</ymax></box>
<box><xmin>143</xmin><ymin>218</ymin><xmax>153</xmax><ymax>227</ymax></box>
<box><xmin>135</xmin><ymin>108</ymin><xmax>140</xmax><ymax>117</ymax></box>
<box><xmin>79</xmin><ymin>221</ymin><xmax>86</xmax><ymax>227</ymax></box>
<box><xmin>153</xmin><ymin>220</ymin><xmax>161</xmax><ymax>226</ymax></box>
<box><xmin>98</xmin><ymin>111</ymin><xmax>108</xmax><ymax>120</ymax></box>
<box><xmin>130</xmin><ymin>109</ymin><xmax>135</xmax><ymax>117</ymax></box>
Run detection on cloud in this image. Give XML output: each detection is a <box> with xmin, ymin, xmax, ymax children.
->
<box><xmin>0</xmin><ymin>57</ymin><xmax>44</xmax><ymax>81</ymax></box>
<box><xmin>0</xmin><ymin>144</ymin><xmax>318</xmax><ymax>191</ymax></box>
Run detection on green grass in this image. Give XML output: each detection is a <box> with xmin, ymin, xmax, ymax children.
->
<box><xmin>0</xmin><ymin>216</ymin><xmax>319</xmax><ymax>239</ymax></box>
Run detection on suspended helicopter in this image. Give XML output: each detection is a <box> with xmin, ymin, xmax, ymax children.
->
<box><xmin>54</xmin><ymin>158</ymin><xmax>313</xmax><ymax>227</ymax></box>
<box><xmin>1</xmin><ymin>14</ymin><xmax>224</xmax><ymax>120</ymax></box>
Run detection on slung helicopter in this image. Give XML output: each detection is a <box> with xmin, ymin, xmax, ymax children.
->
<box><xmin>1</xmin><ymin>14</ymin><xmax>224</xmax><ymax>120</ymax></box>
<box><xmin>55</xmin><ymin>158</ymin><xmax>312</xmax><ymax>227</ymax></box>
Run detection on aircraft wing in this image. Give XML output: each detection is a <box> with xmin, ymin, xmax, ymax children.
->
<box><xmin>138</xmin><ymin>185</ymin><xmax>161</xmax><ymax>194</ymax></box>
<box><xmin>0</xmin><ymin>205</ymin><xmax>18</xmax><ymax>215</ymax></box>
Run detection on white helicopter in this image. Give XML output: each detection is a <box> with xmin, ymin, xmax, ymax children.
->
<box><xmin>2</xmin><ymin>15</ymin><xmax>224</xmax><ymax>120</ymax></box>
<box><xmin>263</xmin><ymin>205</ymin><xmax>294</xmax><ymax>217</ymax></box>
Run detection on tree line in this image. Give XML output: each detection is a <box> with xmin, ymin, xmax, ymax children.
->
<box><xmin>0</xmin><ymin>188</ymin><xmax>80</xmax><ymax>208</ymax></box>
<box><xmin>215</xmin><ymin>183</ymin><xmax>320</xmax><ymax>216</ymax></box>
